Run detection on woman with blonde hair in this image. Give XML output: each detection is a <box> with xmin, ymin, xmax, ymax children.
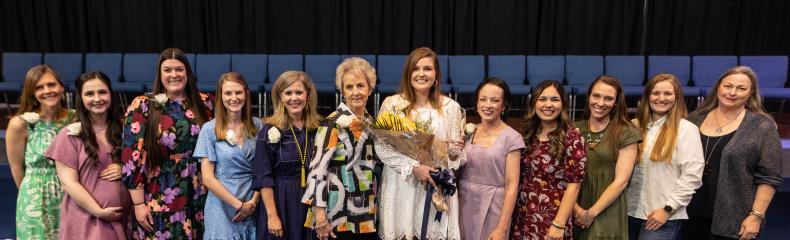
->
<box><xmin>253</xmin><ymin>70</ymin><xmax>321</xmax><ymax>240</ymax></box>
<box><xmin>627</xmin><ymin>74</ymin><xmax>704</xmax><ymax>240</ymax></box>
<box><xmin>681</xmin><ymin>66</ymin><xmax>783</xmax><ymax>240</ymax></box>
<box><xmin>302</xmin><ymin>57</ymin><xmax>380</xmax><ymax>240</ymax></box>
<box><xmin>195</xmin><ymin>72</ymin><xmax>262</xmax><ymax>239</ymax></box>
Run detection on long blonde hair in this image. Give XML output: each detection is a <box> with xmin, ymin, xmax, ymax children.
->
<box><xmin>214</xmin><ymin>72</ymin><xmax>259</xmax><ymax>140</ymax></box>
<box><xmin>264</xmin><ymin>71</ymin><xmax>322</xmax><ymax>130</ymax></box>
<box><xmin>636</xmin><ymin>74</ymin><xmax>687</xmax><ymax>163</ymax></box>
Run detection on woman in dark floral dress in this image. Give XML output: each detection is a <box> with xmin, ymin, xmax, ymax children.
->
<box><xmin>511</xmin><ymin>80</ymin><xmax>587</xmax><ymax>240</ymax></box>
<box><xmin>121</xmin><ymin>48</ymin><xmax>214</xmax><ymax>239</ymax></box>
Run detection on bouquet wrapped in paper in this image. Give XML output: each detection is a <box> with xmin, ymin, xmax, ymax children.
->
<box><xmin>365</xmin><ymin>112</ymin><xmax>449</xmax><ymax>168</ymax></box>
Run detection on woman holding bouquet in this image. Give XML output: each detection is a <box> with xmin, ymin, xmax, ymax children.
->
<box><xmin>301</xmin><ymin>57</ymin><xmax>380</xmax><ymax>240</ymax></box>
<box><xmin>511</xmin><ymin>80</ymin><xmax>586</xmax><ymax>240</ymax></box>
<box><xmin>376</xmin><ymin>47</ymin><xmax>466</xmax><ymax>240</ymax></box>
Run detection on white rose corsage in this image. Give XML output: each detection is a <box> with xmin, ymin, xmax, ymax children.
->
<box><xmin>20</xmin><ymin>112</ymin><xmax>40</xmax><ymax>124</ymax></box>
<box><xmin>66</xmin><ymin>122</ymin><xmax>81</xmax><ymax>136</ymax></box>
<box><xmin>336</xmin><ymin>115</ymin><xmax>353</xmax><ymax>128</ymax></box>
<box><xmin>267</xmin><ymin>127</ymin><xmax>281</xmax><ymax>143</ymax></box>
<box><xmin>154</xmin><ymin>93</ymin><xmax>168</xmax><ymax>105</ymax></box>
<box><xmin>465</xmin><ymin>123</ymin><xmax>476</xmax><ymax>135</ymax></box>
<box><xmin>226</xmin><ymin>129</ymin><xmax>238</xmax><ymax>145</ymax></box>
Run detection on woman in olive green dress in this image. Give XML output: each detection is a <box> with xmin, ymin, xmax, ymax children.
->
<box><xmin>573</xmin><ymin>75</ymin><xmax>641</xmax><ymax>239</ymax></box>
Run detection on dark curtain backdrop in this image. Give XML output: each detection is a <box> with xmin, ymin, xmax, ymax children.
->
<box><xmin>0</xmin><ymin>0</ymin><xmax>788</xmax><ymax>55</ymax></box>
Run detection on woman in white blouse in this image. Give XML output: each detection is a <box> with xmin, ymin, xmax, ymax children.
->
<box><xmin>627</xmin><ymin>74</ymin><xmax>705</xmax><ymax>240</ymax></box>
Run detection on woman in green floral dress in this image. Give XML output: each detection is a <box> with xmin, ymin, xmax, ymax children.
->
<box><xmin>7</xmin><ymin>65</ymin><xmax>124</xmax><ymax>239</ymax></box>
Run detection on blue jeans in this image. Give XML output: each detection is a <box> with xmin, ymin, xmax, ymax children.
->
<box><xmin>628</xmin><ymin>216</ymin><xmax>682</xmax><ymax>240</ymax></box>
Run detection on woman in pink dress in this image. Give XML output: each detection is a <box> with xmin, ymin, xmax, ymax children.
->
<box><xmin>46</xmin><ymin>71</ymin><xmax>131</xmax><ymax>239</ymax></box>
<box><xmin>510</xmin><ymin>80</ymin><xmax>587</xmax><ymax>240</ymax></box>
<box><xmin>459</xmin><ymin>77</ymin><xmax>524</xmax><ymax>240</ymax></box>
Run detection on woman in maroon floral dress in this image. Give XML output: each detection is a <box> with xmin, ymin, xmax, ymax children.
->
<box><xmin>511</xmin><ymin>80</ymin><xmax>587</xmax><ymax>240</ymax></box>
<box><xmin>121</xmin><ymin>48</ymin><xmax>214</xmax><ymax>239</ymax></box>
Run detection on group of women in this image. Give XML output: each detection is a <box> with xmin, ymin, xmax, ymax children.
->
<box><xmin>6</xmin><ymin>46</ymin><xmax>783</xmax><ymax>240</ymax></box>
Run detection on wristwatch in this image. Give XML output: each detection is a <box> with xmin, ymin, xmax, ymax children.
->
<box><xmin>663</xmin><ymin>205</ymin><xmax>674</xmax><ymax>213</ymax></box>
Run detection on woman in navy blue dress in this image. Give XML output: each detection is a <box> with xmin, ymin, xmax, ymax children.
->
<box><xmin>252</xmin><ymin>71</ymin><xmax>322</xmax><ymax>240</ymax></box>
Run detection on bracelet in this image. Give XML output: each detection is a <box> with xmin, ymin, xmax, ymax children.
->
<box><xmin>750</xmin><ymin>210</ymin><xmax>765</xmax><ymax>221</ymax></box>
<box><xmin>133</xmin><ymin>202</ymin><xmax>145</xmax><ymax>206</ymax></box>
<box><xmin>551</xmin><ymin>221</ymin><xmax>566</xmax><ymax>229</ymax></box>
<box><xmin>315</xmin><ymin>219</ymin><xmax>329</xmax><ymax>229</ymax></box>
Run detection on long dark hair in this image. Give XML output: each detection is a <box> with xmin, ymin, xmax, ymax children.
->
<box><xmin>74</xmin><ymin>71</ymin><xmax>124</xmax><ymax>166</ymax></box>
<box><xmin>522</xmin><ymin>80</ymin><xmax>571</xmax><ymax>160</ymax></box>
<box><xmin>144</xmin><ymin>48</ymin><xmax>209</xmax><ymax>175</ymax></box>
<box><xmin>581</xmin><ymin>75</ymin><xmax>637</xmax><ymax>158</ymax></box>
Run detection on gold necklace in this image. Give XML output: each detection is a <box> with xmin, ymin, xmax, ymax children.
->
<box><xmin>290</xmin><ymin>125</ymin><xmax>309</xmax><ymax>187</ymax></box>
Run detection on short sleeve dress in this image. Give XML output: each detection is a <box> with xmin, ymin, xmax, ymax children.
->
<box><xmin>193</xmin><ymin>118</ymin><xmax>262</xmax><ymax>239</ymax></box>
<box><xmin>459</xmin><ymin>126</ymin><xmax>525</xmax><ymax>240</ymax></box>
<box><xmin>511</xmin><ymin>127</ymin><xmax>587</xmax><ymax>240</ymax></box>
<box><xmin>573</xmin><ymin>121</ymin><xmax>641</xmax><ymax>240</ymax></box>
<box><xmin>251</xmin><ymin>123</ymin><xmax>316</xmax><ymax>240</ymax></box>
<box><xmin>46</xmin><ymin>125</ymin><xmax>132</xmax><ymax>240</ymax></box>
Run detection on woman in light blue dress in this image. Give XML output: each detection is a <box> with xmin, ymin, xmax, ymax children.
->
<box><xmin>194</xmin><ymin>72</ymin><xmax>262</xmax><ymax>239</ymax></box>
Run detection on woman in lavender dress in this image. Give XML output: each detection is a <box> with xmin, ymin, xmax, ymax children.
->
<box><xmin>459</xmin><ymin>77</ymin><xmax>524</xmax><ymax>240</ymax></box>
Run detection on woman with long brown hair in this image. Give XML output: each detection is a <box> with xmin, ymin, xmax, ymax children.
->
<box><xmin>121</xmin><ymin>48</ymin><xmax>214</xmax><ymax>239</ymax></box>
<box><xmin>47</xmin><ymin>71</ymin><xmax>131</xmax><ymax>239</ymax></box>
<box><xmin>7</xmin><ymin>65</ymin><xmax>78</xmax><ymax>239</ymax></box>
<box><xmin>376</xmin><ymin>47</ymin><xmax>466</xmax><ymax>240</ymax></box>
<box><xmin>194</xmin><ymin>72</ymin><xmax>262</xmax><ymax>239</ymax></box>
<box><xmin>572</xmin><ymin>75</ymin><xmax>641</xmax><ymax>239</ymax></box>
<box><xmin>510</xmin><ymin>80</ymin><xmax>586</xmax><ymax>240</ymax></box>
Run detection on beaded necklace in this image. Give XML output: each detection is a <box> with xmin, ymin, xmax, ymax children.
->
<box><xmin>290</xmin><ymin>125</ymin><xmax>310</xmax><ymax>187</ymax></box>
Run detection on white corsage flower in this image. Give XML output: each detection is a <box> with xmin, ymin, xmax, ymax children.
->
<box><xmin>336</xmin><ymin>115</ymin><xmax>353</xmax><ymax>128</ymax></box>
<box><xmin>267</xmin><ymin>127</ymin><xmax>281</xmax><ymax>143</ymax></box>
<box><xmin>66</xmin><ymin>122</ymin><xmax>81</xmax><ymax>136</ymax></box>
<box><xmin>226</xmin><ymin>129</ymin><xmax>238</xmax><ymax>145</ymax></box>
<box><xmin>465</xmin><ymin>123</ymin><xmax>477</xmax><ymax>135</ymax></box>
<box><xmin>20</xmin><ymin>112</ymin><xmax>40</xmax><ymax>124</ymax></box>
<box><xmin>154</xmin><ymin>93</ymin><xmax>168</xmax><ymax>105</ymax></box>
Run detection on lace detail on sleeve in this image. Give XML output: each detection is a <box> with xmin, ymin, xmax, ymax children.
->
<box><xmin>374</xmin><ymin>138</ymin><xmax>419</xmax><ymax>179</ymax></box>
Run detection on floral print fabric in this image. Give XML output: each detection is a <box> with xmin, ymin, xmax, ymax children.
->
<box><xmin>16</xmin><ymin>110</ymin><xmax>75</xmax><ymax>240</ymax></box>
<box><xmin>121</xmin><ymin>94</ymin><xmax>214</xmax><ymax>239</ymax></box>
<box><xmin>511</xmin><ymin>127</ymin><xmax>587</xmax><ymax>240</ymax></box>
